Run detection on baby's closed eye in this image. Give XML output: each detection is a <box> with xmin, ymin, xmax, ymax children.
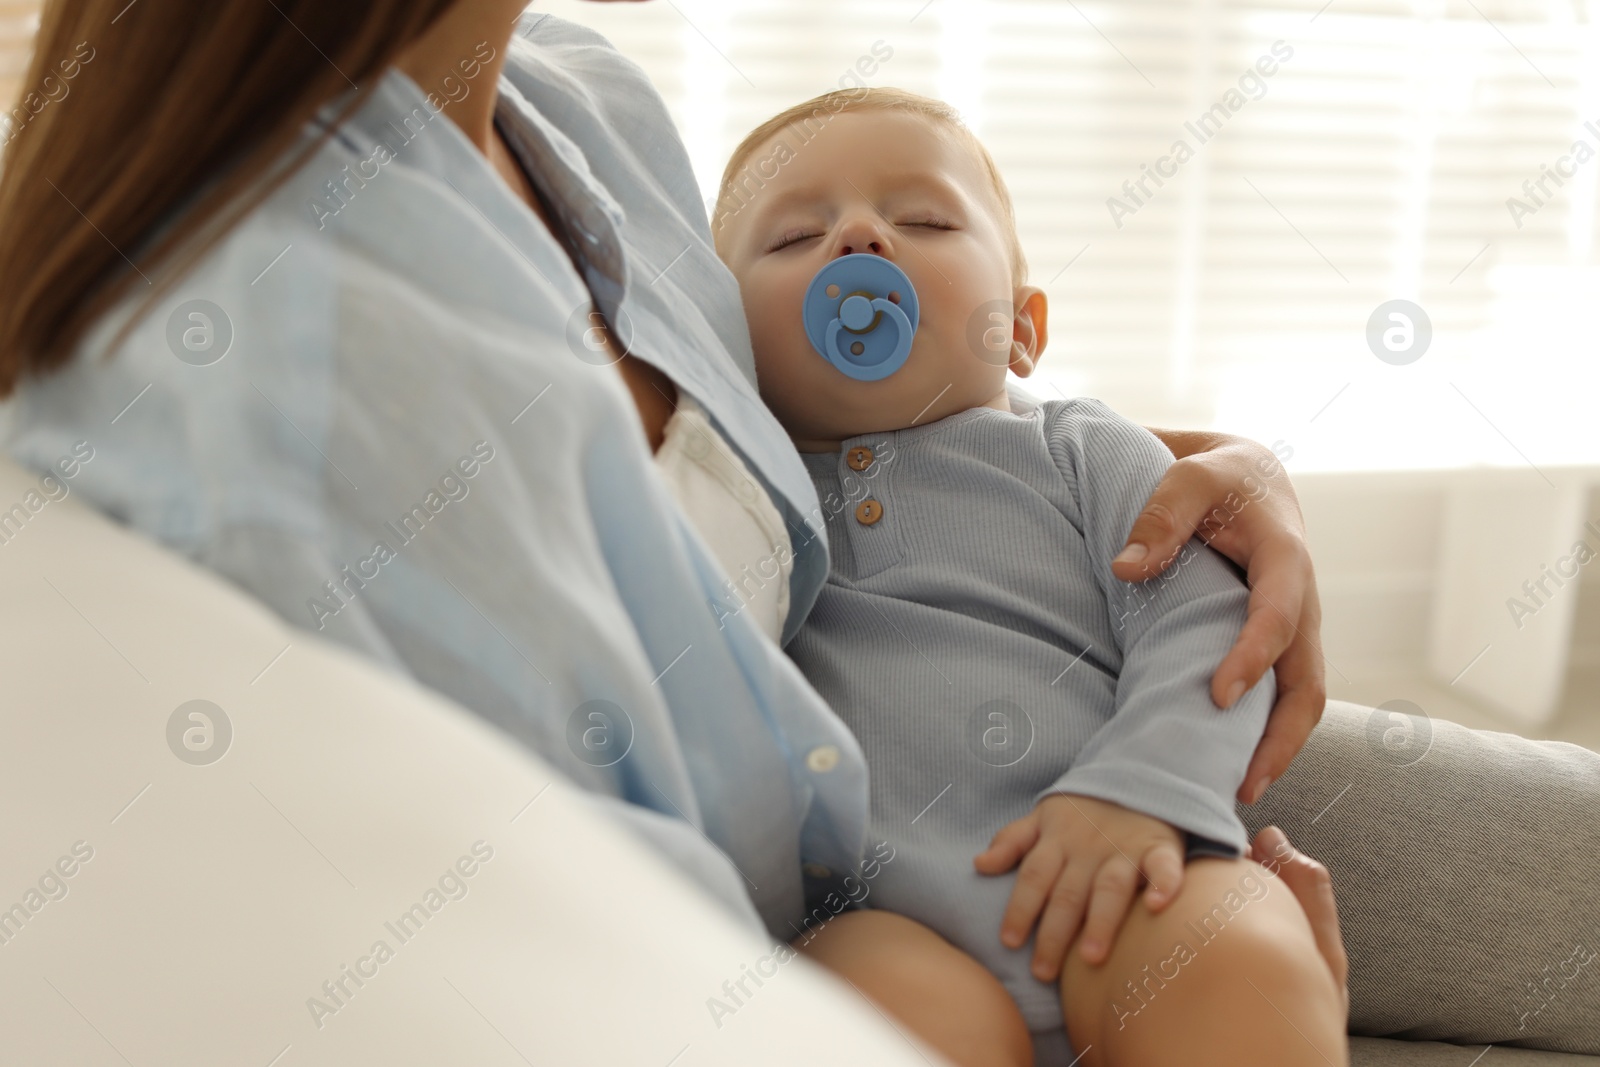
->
<box><xmin>766</xmin><ymin>228</ymin><xmax>821</xmax><ymax>252</ymax></box>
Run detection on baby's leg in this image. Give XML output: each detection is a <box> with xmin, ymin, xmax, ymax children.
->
<box><xmin>1060</xmin><ymin>856</ymin><xmax>1348</xmax><ymax>1067</ymax></box>
<box><xmin>792</xmin><ymin>909</ymin><xmax>1033</xmax><ymax>1067</ymax></box>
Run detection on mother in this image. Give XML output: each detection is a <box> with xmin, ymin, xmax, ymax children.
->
<box><xmin>0</xmin><ymin>0</ymin><xmax>1341</xmax><ymax>1059</ymax></box>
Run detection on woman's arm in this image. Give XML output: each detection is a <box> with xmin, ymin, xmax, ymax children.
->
<box><xmin>1119</xmin><ymin>429</ymin><xmax>1326</xmax><ymax>807</ymax></box>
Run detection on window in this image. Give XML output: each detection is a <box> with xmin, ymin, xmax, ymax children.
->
<box><xmin>5</xmin><ymin>0</ymin><xmax>1594</xmax><ymax>471</ymax></box>
<box><xmin>542</xmin><ymin>0</ymin><xmax>1600</xmax><ymax>471</ymax></box>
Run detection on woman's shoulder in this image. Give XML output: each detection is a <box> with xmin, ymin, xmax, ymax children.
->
<box><xmin>504</xmin><ymin>13</ymin><xmax>707</xmax><ymax>231</ymax></box>
<box><xmin>513</xmin><ymin>11</ymin><xmax>632</xmax><ymax>56</ymax></box>
<box><xmin>510</xmin><ymin>13</ymin><xmax>658</xmax><ymax>97</ymax></box>
<box><xmin>0</xmin><ymin>109</ymin><xmax>617</xmax><ymax>550</ymax></box>
<box><xmin>150</xmin><ymin>79</ymin><xmax>592</xmax><ymax>349</ymax></box>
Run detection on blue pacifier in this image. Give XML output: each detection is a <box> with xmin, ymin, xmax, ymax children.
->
<box><xmin>802</xmin><ymin>254</ymin><xmax>920</xmax><ymax>381</ymax></box>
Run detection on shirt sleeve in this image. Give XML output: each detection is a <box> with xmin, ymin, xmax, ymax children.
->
<box><xmin>1040</xmin><ymin>399</ymin><xmax>1273</xmax><ymax>855</ymax></box>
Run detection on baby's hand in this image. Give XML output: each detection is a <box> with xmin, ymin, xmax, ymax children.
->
<box><xmin>973</xmin><ymin>793</ymin><xmax>1185</xmax><ymax>982</ymax></box>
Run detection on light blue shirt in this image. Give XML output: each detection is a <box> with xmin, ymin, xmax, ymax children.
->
<box><xmin>0</xmin><ymin>13</ymin><xmax>866</xmax><ymax>937</ymax></box>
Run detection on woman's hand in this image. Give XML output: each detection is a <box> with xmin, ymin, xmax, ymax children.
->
<box><xmin>1122</xmin><ymin>429</ymin><xmax>1325</xmax><ymax>806</ymax></box>
<box><xmin>1248</xmin><ymin>825</ymin><xmax>1350</xmax><ymax>1020</ymax></box>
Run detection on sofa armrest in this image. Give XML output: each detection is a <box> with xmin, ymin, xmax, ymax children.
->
<box><xmin>1244</xmin><ymin>699</ymin><xmax>1600</xmax><ymax>1054</ymax></box>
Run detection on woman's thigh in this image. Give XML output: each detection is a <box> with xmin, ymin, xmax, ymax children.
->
<box><xmin>1059</xmin><ymin>856</ymin><xmax>1347</xmax><ymax>1066</ymax></box>
<box><xmin>792</xmin><ymin>909</ymin><xmax>1034</xmax><ymax>1067</ymax></box>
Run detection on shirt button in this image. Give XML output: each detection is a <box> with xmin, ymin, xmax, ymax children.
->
<box><xmin>737</xmin><ymin>480</ymin><xmax>758</xmax><ymax>503</ymax></box>
<box><xmin>806</xmin><ymin>744</ymin><xmax>841</xmax><ymax>773</ymax></box>
<box><xmin>846</xmin><ymin>446</ymin><xmax>874</xmax><ymax>471</ymax></box>
<box><xmin>803</xmin><ymin>862</ymin><xmax>832</xmax><ymax>879</ymax></box>
<box><xmin>855</xmin><ymin>499</ymin><xmax>883</xmax><ymax>525</ymax></box>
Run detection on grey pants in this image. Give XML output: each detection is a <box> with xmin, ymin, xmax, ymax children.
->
<box><xmin>1239</xmin><ymin>699</ymin><xmax>1598</xmax><ymax>1054</ymax></box>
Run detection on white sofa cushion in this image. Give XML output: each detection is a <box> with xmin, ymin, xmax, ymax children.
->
<box><xmin>0</xmin><ymin>455</ymin><xmax>939</xmax><ymax>1065</ymax></box>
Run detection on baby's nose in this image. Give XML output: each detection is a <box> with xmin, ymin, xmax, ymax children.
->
<box><xmin>837</xmin><ymin>238</ymin><xmax>882</xmax><ymax>256</ymax></box>
<box><xmin>833</xmin><ymin>216</ymin><xmax>892</xmax><ymax>260</ymax></box>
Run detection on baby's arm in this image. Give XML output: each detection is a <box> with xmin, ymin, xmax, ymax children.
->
<box><xmin>977</xmin><ymin>399</ymin><xmax>1275</xmax><ymax>978</ymax></box>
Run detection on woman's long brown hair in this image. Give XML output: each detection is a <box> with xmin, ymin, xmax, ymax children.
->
<box><xmin>0</xmin><ymin>0</ymin><xmax>462</xmax><ymax>397</ymax></box>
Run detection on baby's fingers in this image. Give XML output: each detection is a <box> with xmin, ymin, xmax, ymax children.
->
<box><xmin>1074</xmin><ymin>858</ymin><xmax>1143</xmax><ymax>965</ymax></box>
<box><xmin>974</xmin><ymin>810</ymin><xmax>1042</xmax><ymax>875</ymax></box>
<box><xmin>997</xmin><ymin>840</ymin><xmax>1065</xmax><ymax>950</ymax></box>
<box><xmin>1028</xmin><ymin>863</ymin><xmax>1095</xmax><ymax>981</ymax></box>
<box><xmin>1139</xmin><ymin>839</ymin><xmax>1186</xmax><ymax>912</ymax></box>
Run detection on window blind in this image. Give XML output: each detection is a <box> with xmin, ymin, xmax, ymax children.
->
<box><xmin>5</xmin><ymin>0</ymin><xmax>1594</xmax><ymax>469</ymax></box>
<box><xmin>542</xmin><ymin>0</ymin><xmax>1600</xmax><ymax>471</ymax></box>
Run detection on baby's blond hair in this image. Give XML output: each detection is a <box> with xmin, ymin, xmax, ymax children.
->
<box><xmin>713</xmin><ymin>87</ymin><xmax>1028</xmax><ymax>285</ymax></box>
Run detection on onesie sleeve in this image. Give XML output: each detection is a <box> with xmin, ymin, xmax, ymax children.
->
<box><xmin>1039</xmin><ymin>399</ymin><xmax>1273</xmax><ymax>855</ymax></box>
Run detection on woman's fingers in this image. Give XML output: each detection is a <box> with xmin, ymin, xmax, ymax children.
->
<box><xmin>1204</xmin><ymin>532</ymin><xmax>1325</xmax><ymax>804</ymax></box>
<box><xmin>1253</xmin><ymin>826</ymin><xmax>1349</xmax><ymax>1014</ymax></box>
<box><xmin>1071</xmin><ymin>858</ymin><xmax>1140</xmax><ymax>967</ymax></box>
<box><xmin>1110</xmin><ymin>457</ymin><xmax>1216</xmax><ymax>581</ymax></box>
<box><xmin>1236</xmin><ymin>581</ymin><xmax>1326</xmax><ymax>803</ymax></box>
<box><xmin>1209</xmin><ymin>536</ymin><xmax>1306</xmax><ymax>708</ymax></box>
<box><xmin>974</xmin><ymin>809</ymin><xmax>1042</xmax><ymax>875</ymax></box>
<box><xmin>1139</xmin><ymin>839</ymin><xmax>1185</xmax><ymax>911</ymax></box>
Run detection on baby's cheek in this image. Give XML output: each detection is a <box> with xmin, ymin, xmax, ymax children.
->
<box><xmin>751</xmin><ymin>340</ymin><xmax>815</xmax><ymax>424</ymax></box>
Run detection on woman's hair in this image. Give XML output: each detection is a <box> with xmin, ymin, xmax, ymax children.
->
<box><xmin>713</xmin><ymin>86</ymin><xmax>1028</xmax><ymax>285</ymax></box>
<box><xmin>0</xmin><ymin>0</ymin><xmax>461</xmax><ymax>397</ymax></box>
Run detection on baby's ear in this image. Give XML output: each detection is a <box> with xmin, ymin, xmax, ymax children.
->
<box><xmin>1007</xmin><ymin>287</ymin><xmax>1049</xmax><ymax>377</ymax></box>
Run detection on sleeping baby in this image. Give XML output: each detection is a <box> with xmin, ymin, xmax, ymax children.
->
<box><xmin>711</xmin><ymin>87</ymin><xmax>1347</xmax><ymax>1067</ymax></box>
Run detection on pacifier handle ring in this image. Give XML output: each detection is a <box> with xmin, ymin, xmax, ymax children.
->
<box><xmin>823</xmin><ymin>297</ymin><xmax>915</xmax><ymax>382</ymax></box>
<box><xmin>839</xmin><ymin>290</ymin><xmax>882</xmax><ymax>335</ymax></box>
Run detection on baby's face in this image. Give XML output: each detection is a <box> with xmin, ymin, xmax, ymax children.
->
<box><xmin>715</xmin><ymin>109</ymin><xmax>1045</xmax><ymax>450</ymax></box>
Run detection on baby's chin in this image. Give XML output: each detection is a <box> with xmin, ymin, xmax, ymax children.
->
<box><xmin>764</xmin><ymin>403</ymin><xmax>880</xmax><ymax>450</ymax></box>
<box><xmin>759</xmin><ymin>341</ymin><xmax>998</xmax><ymax>445</ymax></box>
<box><xmin>773</xmin><ymin>404</ymin><xmax>929</xmax><ymax>449</ymax></box>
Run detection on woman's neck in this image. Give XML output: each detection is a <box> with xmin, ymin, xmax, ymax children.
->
<box><xmin>393</xmin><ymin>2</ymin><xmax>527</xmax><ymax>154</ymax></box>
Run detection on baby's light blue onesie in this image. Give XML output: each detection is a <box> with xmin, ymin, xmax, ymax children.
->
<box><xmin>787</xmin><ymin>386</ymin><xmax>1275</xmax><ymax>1063</ymax></box>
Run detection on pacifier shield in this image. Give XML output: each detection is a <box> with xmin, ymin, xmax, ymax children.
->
<box><xmin>802</xmin><ymin>254</ymin><xmax>920</xmax><ymax>381</ymax></box>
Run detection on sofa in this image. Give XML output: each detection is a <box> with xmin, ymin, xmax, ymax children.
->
<box><xmin>0</xmin><ymin>451</ymin><xmax>1595</xmax><ymax>1066</ymax></box>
